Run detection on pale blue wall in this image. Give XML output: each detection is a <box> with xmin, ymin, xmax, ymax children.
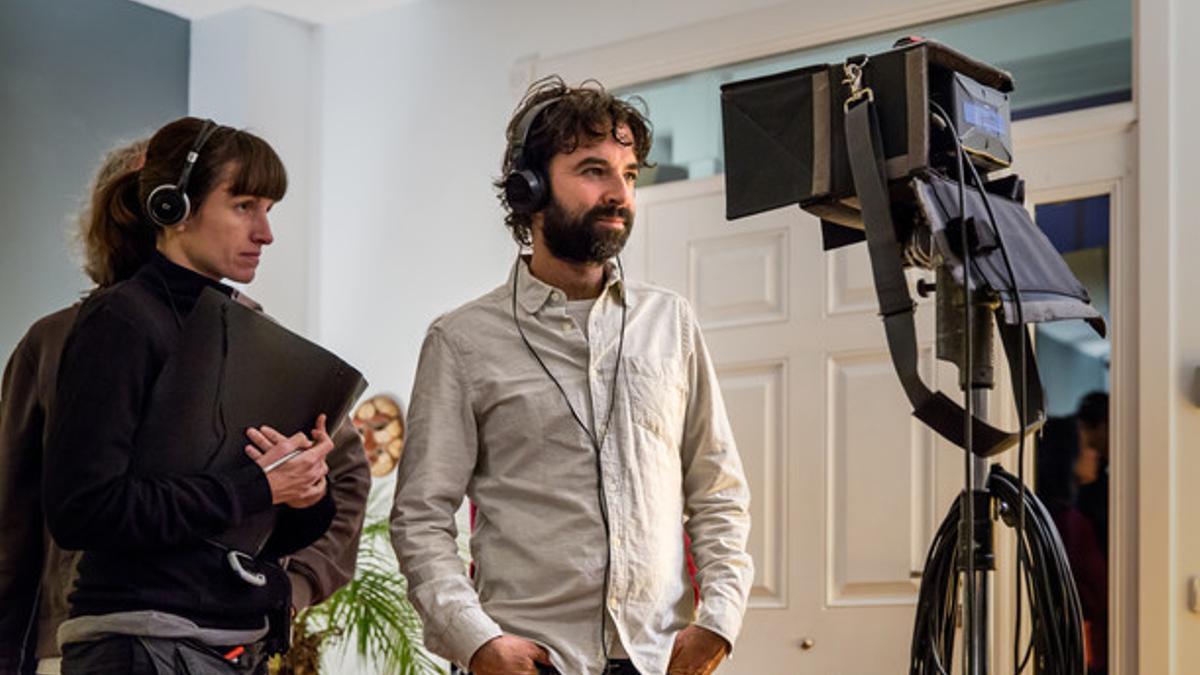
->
<box><xmin>0</xmin><ymin>0</ymin><xmax>189</xmax><ymax>361</ymax></box>
<box><xmin>1037</xmin><ymin>332</ymin><xmax>1109</xmax><ymax>417</ymax></box>
<box><xmin>622</xmin><ymin>0</ymin><xmax>1132</xmax><ymax>183</ymax></box>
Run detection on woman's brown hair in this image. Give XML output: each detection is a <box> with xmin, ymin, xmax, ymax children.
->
<box><xmin>78</xmin><ymin>138</ymin><xmax>148</xmax><ymax>286</ymax></box>
<box><xmin>83</xmin><ymin>117</ymin><xmax>287</xmax><ymax>286</ymax></box>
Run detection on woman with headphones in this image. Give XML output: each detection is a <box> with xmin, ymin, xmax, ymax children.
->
<box><xmin>42</xmin><ymin>117</ymin><xmax>336</xmax><ymax>674</ymax></box>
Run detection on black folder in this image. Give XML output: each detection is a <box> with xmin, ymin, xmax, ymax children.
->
<box><xmin>132</xmin><ymin>287</ymin><xmax>368</xmax><ymax>554</ymax></box>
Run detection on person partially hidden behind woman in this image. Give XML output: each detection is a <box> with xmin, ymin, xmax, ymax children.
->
<box><xmin>42</xmin><ymin>117</ymin><xmax>339</xmax><ymax>674</ymax></box>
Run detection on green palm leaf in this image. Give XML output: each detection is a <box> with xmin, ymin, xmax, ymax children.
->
<box><xmin>275</xmin><ymin>509</ymin><xmax>443</xmax><ymax>674</ymax></box>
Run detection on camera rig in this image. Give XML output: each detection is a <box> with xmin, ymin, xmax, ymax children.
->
<box><xmin>720</xmin><ymin>38</ymin><xmax>1100</xmax><ymax>674</ymax></box>
<box><xmin>721</xmin><ymin>37</ymin><xmax>1104</xmax><ymax>457</ymax></box>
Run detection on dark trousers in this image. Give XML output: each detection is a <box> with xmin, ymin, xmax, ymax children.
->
<box><xmin>451</xmin><ymin>659</ymin><xmax>639</xmax><ymax>675</ymax></box>
<box><xmin>62</xmin><ymin>636</ymin><xmax>266</xmax><ymax>675</ymax></box>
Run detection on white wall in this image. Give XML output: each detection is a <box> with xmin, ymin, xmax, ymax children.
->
<box><xmin>1036</xmin><ymin>334</ymin><xmax>1108</xmax><ymax>417</ymax></box>
<box><xmin>190</xmin><ymin>7</ymin><xmax>319</xmax><ymax>335</ymax></box>
<box><xmin>1137</xmin><ymin>0</ymin><xmax>1200</xmax><ymax>672</ymax></box>
<box><xmin>313</xmin><ymin>0</ymin><xmax>785</xmax><ymax>402</ymax></box>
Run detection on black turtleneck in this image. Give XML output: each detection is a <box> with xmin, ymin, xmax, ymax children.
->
<box><xmin>43</xmin><ymin>252</ymin><xmax>333</xmax><ymax>628</ymax></box>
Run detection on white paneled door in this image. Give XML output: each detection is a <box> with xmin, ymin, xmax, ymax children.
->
<box><xmin>631</xmin><ymin>175</ymin><xmax>961</xmax><ymax>674</ymax></box>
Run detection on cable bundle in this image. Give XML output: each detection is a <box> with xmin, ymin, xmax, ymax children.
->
<box><xmin>909</xmin><ymin>490</ymin><xmax>964</xmax><ymax>675</ymax></box>
<box><xmin>909</xmin><ymin>466</ymin><xmax>1086</xmax><ymax>675</ymax></box>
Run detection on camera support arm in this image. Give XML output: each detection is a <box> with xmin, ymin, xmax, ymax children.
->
<box><xmin>841</xmin><ymin>90</ymin><xmax>1044</xmax><ymax>458</ymax></box>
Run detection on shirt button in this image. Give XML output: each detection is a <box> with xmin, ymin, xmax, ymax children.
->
<box><xmin>609</xmin><ymin>596</ymin><xmax>619</xmax><ymax>609</ymax></box>
<box><xmin>612</xmin><ymin>535</ymin><xmax>622</xmax><ymax>547</ymax></box>
<box><xmin>562</xmin><ymin>321</ymin><xmax>573</xmax><ymax>332</ymax></box>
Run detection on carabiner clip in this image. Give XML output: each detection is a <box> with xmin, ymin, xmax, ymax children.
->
<box><xmin>227</xmin><ymin>550</ymin><xmax>267</xmax><ymax>587</ymax></box>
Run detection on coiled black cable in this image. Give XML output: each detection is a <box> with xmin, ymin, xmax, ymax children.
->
<box><xmin>909</xmin><ymin>467</ymin><xmax>1085</xmax><ymax>675</ymax></box>
<box><xmin>990</xmin><ymin>466</ymin><xmax>1086</xmax><ymax>674</ymax></box>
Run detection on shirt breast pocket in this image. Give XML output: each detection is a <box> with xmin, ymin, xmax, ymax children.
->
<box><xmin>624</xmin><ymin>356</ymin><xmax>687</xmax><ymax>448</ymax></box>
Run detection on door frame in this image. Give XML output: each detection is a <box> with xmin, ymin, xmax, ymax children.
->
<box><xmin>523</xmin><ymin>0</ymin><xmax>1029</xmax><ymax>90</ymax></box>
<box><xmin>1009</xmin><ymin>102</ymin><xmax>1137</xmax><ymax>675</ymax></box>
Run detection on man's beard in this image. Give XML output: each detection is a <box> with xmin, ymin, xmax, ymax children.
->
<box><xmin>540</xmin><ymin>198</ymin><xmax>634</xmax><ymax>264</ymax></box>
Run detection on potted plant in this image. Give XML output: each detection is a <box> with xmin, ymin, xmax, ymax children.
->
<box><xmin>273</xmin><ymin>395</ymin><xmax>442</xmax><ymax>674</ymax></box>
<box><xmin>273</xmin><ymin>517</ymin><xmax>440</xmax><ymax>674</ymax></box>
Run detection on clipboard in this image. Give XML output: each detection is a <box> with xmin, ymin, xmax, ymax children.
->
<box><xmin>132</xmin><ymin>287</ymin><xmax>368</xmax><ymax>554</ymax></box>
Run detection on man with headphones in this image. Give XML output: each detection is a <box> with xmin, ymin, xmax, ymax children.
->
<box><xmin>391</xmin><ymin>77</ymin><xmax>753</xmax><ymax>675</ymax></box>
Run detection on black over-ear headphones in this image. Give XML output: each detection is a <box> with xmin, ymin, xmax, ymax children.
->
<box><xmin>146</xmin><ymin>119</ymin><xmax>220</xmax><ymax>227</ymax></box>
<box><xmin>502</xmin><ymin>96</ymin><xmax>563</xmax><ymax>214</ymax></box>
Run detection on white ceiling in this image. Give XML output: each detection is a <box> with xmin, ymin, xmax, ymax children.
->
<box><xmin>129</xmin><ymin>0</ymin><xmax>416</xmax><ymax>24</ymax></box>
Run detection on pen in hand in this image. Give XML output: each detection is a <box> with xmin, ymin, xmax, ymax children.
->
<box><xmin>245</xmin><ymin>414</ymin><xmax>333</xmax><ymax>507</ymax></box>
<box><xmin>263</xmin><ymin>448</ymin><xmax>305</xmax><ymax>473</ymax></box>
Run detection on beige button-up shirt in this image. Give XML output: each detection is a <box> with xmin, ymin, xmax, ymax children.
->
<box><xmin>391</xmin><ymin>259</ymin><xmax>752</xmax><ymax>675</ymax></box>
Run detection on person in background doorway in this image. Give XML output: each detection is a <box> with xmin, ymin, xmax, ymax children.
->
<box><xmin>1036</xmin><ymin>416</ymin><xmax>1107</xmax><ymax>675</ymax></box>
<box><xmin>1</xmin><ymin>137</ymin><xmax>150</xmax><ymax>675</ymax></box>
<box><xmin>1075</xmin><ymin>391</ymin><xmax>1109</xmax><ymax>552</ymax></box>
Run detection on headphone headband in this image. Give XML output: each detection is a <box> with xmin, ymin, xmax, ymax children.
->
<box><xmin>509</xmin><ymin>96</ymin><xmax>561</xmax><ymax>172</ymax></box>
<box><xmin>177</xmin><ymin>119</ymin><xmax>219</xmax><ymax>198</ymax></box>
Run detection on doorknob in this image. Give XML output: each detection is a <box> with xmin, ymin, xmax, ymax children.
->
<box><xmin>798</xmin><ymin>637</ymin><xmax>815</xmax><ymax>651</ymax></box>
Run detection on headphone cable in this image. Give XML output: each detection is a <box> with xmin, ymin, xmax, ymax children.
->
<box><xmin>510</xmin><ymin>255</ymin><xmax>628</xmax><ymax>671</ymax></box>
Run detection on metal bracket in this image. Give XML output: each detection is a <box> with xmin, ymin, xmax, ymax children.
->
<box><xmin>842</xmin><ymin>57</ymin><xmax>874</xmax><ymax>111</ymax></box>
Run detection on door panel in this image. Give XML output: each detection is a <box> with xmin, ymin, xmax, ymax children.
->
<box><xmin>827</xmin><ymin>348</ymin><xmax>935</xmax><ymax>607</ymax></box>
<box><xmin>636</xmin><ymin>176</ymin><xmax>943</xmax><ymax>673</ymax></box>
<box><xmin>721</xmin><ymin>360</ymin><xmax>788</xmax><ymax>607</ymax></box>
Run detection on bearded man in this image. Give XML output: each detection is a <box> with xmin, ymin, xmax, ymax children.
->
<box><xmin>391</xmin><ymin>77</ymin><xmax>752</xmax><ymax>675</ymax></box>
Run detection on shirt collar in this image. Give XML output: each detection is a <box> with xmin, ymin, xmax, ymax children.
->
<box><xmin>510</xmin><ymin>255</ymin><xmax>626</xmax><ymax>315</ymax></box>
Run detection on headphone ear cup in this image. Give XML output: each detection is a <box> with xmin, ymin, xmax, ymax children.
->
<box><xmin>146</xmin><ymin>184</ymin><xmax>191</xmax><ymax>227</ymax></box>
<box><xmin>504</xmin><ymin>169</ymin><xmax>548</xmax><ymax>214</ymax></box>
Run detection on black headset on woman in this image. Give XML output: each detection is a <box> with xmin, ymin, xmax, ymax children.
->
<box><xmin>145</xmin><ymin>119</ymin><xmax>220</xmax><ymax>227</ymax></box>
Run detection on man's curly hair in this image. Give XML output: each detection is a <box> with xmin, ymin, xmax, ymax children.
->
<box><xmin>494</xmin><ymin>75</ymin><xmax>653</xmax><ymax>247</ymax></box>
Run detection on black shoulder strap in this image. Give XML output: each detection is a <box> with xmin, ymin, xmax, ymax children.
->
<box><xmin>842</xmin><ymin>97</ymin><xmax>1043</xmax><ymax>457</ymax></box>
